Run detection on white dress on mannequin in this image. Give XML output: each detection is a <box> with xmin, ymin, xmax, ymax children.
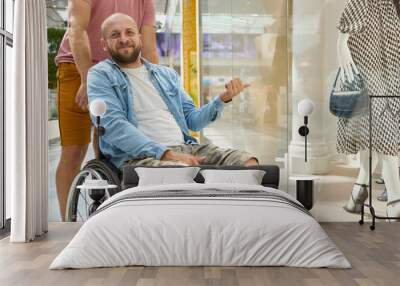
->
<box><xmin>337</xmin><ymin>0</ymin><xmax>400</xmax><ymax>217</ymax></box>
<box><xmin>336</xmin><ymin>0</ymin><xmax>400</xmax><ymax>156</ymax></box>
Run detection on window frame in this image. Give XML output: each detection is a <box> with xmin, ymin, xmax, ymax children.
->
<box><xmin>0</xmin><ymin>0</ymin><xmax>14</xmax><ymax>233</ymax></box>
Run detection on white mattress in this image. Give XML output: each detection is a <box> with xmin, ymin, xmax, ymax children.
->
<box><xmin>50</xmin><ymin>183</ymin><xmax>351</xmax><ymax>269</ymax></box>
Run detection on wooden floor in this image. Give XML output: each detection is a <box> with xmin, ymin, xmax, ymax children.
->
<box><xmin>0</xmin><ymin>222</ymin><xmax>399</xmax><ymax>286</ymax></box>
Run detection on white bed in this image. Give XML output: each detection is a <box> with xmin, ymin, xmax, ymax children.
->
<box><xmin>50</xmin><ymin>183</ymin><xmax>351</xmax><ymax>269</ymax></box>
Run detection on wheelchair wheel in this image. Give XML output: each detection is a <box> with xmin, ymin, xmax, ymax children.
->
<box><xmin>65</xmin><ymin>159</ymin><xmax>121</xmax><ymax>222</ymax></box>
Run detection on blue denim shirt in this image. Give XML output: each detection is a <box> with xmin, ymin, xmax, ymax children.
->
<box><xmin>87</xmin><ymin>59</ymin><xmax>226</xmax><ymax>168</ymax></box>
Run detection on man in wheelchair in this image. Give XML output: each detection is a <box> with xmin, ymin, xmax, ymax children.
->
<box><xmin>87</xmin><ymin>13</ymin><xmax>259</xmax><ymax>169</ymax></box>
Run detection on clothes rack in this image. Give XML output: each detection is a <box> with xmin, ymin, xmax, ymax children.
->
<box><xmin>359</xmin><ymin>95</ymin><xmax>400</xmax><ymax>230</ymax></box>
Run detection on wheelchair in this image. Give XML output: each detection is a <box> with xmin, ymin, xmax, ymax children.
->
<box><xmin>65</xmin><ymin>100</ymin><xmax>123</xmax><ymax>222</ymax></box>
<box><xmin>64</xmin><ymin>100</ymin><xmax>281</xmax><ymax>222</ymax></box>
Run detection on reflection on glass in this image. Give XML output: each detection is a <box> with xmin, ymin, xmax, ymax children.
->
<box><xmin>156</xmin><ymin>32</ymin><xmax>181</xmax><ymax>73</ymax></box>
<box><xmin>200</xmin><ymin>1</ymin><xmax>289</xmax><ymax>167</ymax></box>
<box><xmin>0</xmin><ymin>39</ymin><xmax>3</xmax><ymax>228</ymax></box>
<box><xmin>156</xmin><ymin>3</ymin><xmax>181</xmax><ymax>73</ymax></box>
<box><xmin>5</xmin><ymin>0</ymin><xmax>14</xmax><ymax>33</ymax></box>
<box><xmin>46</xmin><ymin>1</ymin><xmax>68</xmax><ymax>123</ymax></box>
<box><xmin>5</xmin><ymin>44</ymin><xmax>12</xmax><ymax>219</ymax></box>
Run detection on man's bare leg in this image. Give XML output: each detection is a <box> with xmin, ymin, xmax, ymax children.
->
<box><xmin>56</xmin><ymin>144</ymin><xmax>89</xmax><ymax>221</ymax></box>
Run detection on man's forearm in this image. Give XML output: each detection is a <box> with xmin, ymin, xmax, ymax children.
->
<box><xmin>161</xmin><ymin>149</ymin><xmax>174</xmax><ymax>160</ymax></box>
<box><xmin>140</xmin><ymin>25</ymin><xmax>160</xmax><ymax>64</ymax></box>
<box><xmin>69</xmin><ymin>28</ymin><xmax>92</xmax><ymax>82</ymax></box>
<box><xmin>143</xmin><ymin>50</ymin><xmax>159</xmax><ymax>64</ymax></box>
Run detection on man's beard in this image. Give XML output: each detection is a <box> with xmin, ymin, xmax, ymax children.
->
<box><xmin>108</xmin><ymin>43</ymin><xmax>141</xmax><ymax>65</ymax></box>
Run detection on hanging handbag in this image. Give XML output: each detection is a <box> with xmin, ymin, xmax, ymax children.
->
<box><xmin>329</xmin><ymin>68</ymin><xmax>369</xmax><ymax>119</ymax></box>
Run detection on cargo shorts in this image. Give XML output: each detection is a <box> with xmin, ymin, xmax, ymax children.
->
<box><xmin>123</xmin><ymin>143</ymin><xmax>257</xmax><ymax>167</ymax></box>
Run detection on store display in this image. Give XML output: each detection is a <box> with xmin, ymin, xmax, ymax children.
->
<box><xmin>337</xmin><ymin>0</ymin><xmax>400</xmax><ymax>221</ymax></box>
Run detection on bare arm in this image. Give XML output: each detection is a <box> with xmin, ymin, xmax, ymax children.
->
<box><xmin>68</xmin><ymin>0</ymin><xmax>92</xmax><ymax>82</ymax></box>
<box><xmin>161</xmin><ymin>150</ymin><xmax>206</xmax><ymax>166</ymax></box>
<box><xmin>140</xmin><ymin>25</ymin><xmax>159</xmax><ymax>64</ymax></box>
<box><xmin>337</xmin><ymin>31</ymin><xmax>359</xmax><ymax>82</ymax></box>
<box><xmin>68</xmin><ymin>0</ymin><xmax>92</xmax><ymax>110</ymax></box>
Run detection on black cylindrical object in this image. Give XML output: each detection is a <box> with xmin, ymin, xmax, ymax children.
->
<box><xmin>96</xmin><ymin>116</ymin><xmax>101</xmax><ymax>160</ymax></box>
<box><xmin>296</xmin><ymin>180</ymin><xmax>313</xmax><ymax>210</ymax></box>
<box><xmin>89</xmin><ymin>189</ymin><xmax>105</xmax><ymax>201</ymax></box>
<box><xmin>89</xmin><ymin>201</ymin><xmax>102</xmax><ymax>215</ymax></box>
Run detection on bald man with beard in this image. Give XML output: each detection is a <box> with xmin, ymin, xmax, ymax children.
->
<box><xmin>87</xmin><ymin>13</ymin><xmax>259</xmax><ymax>170</ymax></box>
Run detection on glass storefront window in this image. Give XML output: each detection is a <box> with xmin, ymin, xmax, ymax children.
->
<box><xmin>41</xmin><ymin>0</ymin><xmax>399</xmax><ymax>222</ymax></box>
<box><xmin>5</xmin><ymin>44</ymin><xmax>12</xmax><ymax>220</ymax></box>
<box><xmin>198</xmin><ymin>0</ymin><xmax>396</xmax><ymax>221</ymax></box>
<box><xmin>200</xmin><ymin>0</ymin><xmax>289</xmax><ymax>190</ymax></box>
<box><xmin>0</xmin><ymin>37</ymin><xmax>3</xmax><ymax>228</ymax></box>
<box><xmin>155</xmin><ymin>2</ymin><xmax>182</xmax><ymax>72</ymax></box>
<box><xmin>5</xmin><ymin>0</ymin><xmax>13</xmax><ymax>33</ymax></box>
<box><xmin>1</xmin><ymin>0</ymin><xmax>14</xmax><ymax>230</ymax></box>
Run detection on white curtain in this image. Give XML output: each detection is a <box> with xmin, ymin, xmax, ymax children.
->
<box><xmin>7</xmin><ymin>0</ymin><xmax>48</xmax><ymax>242</ymax></box>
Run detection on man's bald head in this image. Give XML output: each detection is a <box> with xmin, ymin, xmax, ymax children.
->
<box><xmin>101</xmin><ymin>13</ymin><xmax>139</xmax><ymax>39</ymax></box>
<box><xmin>100</xmin><ymin>13</ymin><xmax>142</xmax><ymax>66</ymax></box>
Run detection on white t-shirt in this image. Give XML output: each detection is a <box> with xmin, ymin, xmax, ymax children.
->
<box><xmin>122</xmin><ymin>65</ymin><xmax>184</xmax><ymax>146</ymax></box>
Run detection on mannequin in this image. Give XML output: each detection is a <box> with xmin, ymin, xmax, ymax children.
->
<box><xmin>336</xmin><ymin>0</ymin><xmax>400</xmax><ymax>218</ymax></box>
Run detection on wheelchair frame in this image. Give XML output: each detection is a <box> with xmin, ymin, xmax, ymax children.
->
<box><xmin>64</xmin><ymin>116</ymin><xmax>122</xmax><ymax>222</ymax></box>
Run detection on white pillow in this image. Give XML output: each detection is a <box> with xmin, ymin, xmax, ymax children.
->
<box><xmin>200</xmin><ymin>169</ymin><xmax>266</xmax><ymax>185</ymax></box>
<box><xmin>135</xmin><ymin>167</ymin><xmax>200</xmax><ymax>186</ymax></box>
